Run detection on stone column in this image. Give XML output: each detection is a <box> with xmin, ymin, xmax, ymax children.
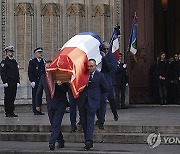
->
<box><xmin>1</xmin><ymin>0</ymin><xmax>6</xmax><ymax>59</ymax></box>
<box><xmin>14</xmin><ymin>3</ymin><xmax>34</xmax><ymax>99</ymax></box>
<box><xmin>66</xmin><ymin>3</ymin><xmax>85</xmax><ymax>39</ymax></box>
<box><xmin>92</xmin><ymin>4</ymin><xmax>110</xmax><ymax>41</ymax></box>
<box><xmin>41</xmin><ymin>3</ymin><xmax>60</xmax><ymax>59</ymax></box>
<box><xmin>34</xmin><ymin>0</ymin><xmax>42</xmax><ymax>47</ymax></box>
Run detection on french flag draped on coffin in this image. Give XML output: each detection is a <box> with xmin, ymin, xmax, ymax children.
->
<box><xmin>46</xmin><ymin>32</ymin><xmax>102</xmax><ymax>98</ymax></box>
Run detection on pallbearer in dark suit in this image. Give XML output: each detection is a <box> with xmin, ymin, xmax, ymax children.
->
<box><xmin>96</xmin><ymin>42</ymin><xmax>118</xmax><ymax>130</ymax></box>
<box><xmin>36</xmin><ymin>61</ymin><xmax>69</xmax><ymax>151</ymax></box>
<box><xmin>28</xmin><ymin>47</ymin><xmax>46</xmax><ymax>115</ymax></box>
<box><xmin>77</xmin><ymin>59</ymin><xmax>109</xmax><ymax>150</ymax></box>
<box><xmin>115</xmin><ymin>53</ymin><xmax>129</xmax><ymax>109</ymax></box>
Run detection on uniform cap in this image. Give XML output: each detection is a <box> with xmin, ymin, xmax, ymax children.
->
<box><xmin>34</xmin><ymin>47</ymin><xmax>43</xmax><ymax>53</ymax></box>
<box><xmin>4</xmin><ymin>45</ymin><xmax>14</xmax><ymax>52</ymax></box>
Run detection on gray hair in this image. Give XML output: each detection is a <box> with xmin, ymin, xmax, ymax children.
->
<box><xmin>102</xmin><ymin>41</ymin><xmax>110</xmax><ymax>48</ymax></box>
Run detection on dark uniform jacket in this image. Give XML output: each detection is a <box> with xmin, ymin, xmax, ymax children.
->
<box><xmin>0</xmin><ymin>56</ymin><xmax>20</xmax><ymax>84</ymax></box>
<box><xmin>101</xmin><ymin>52</ymin><xmax>117</xmax><ymax>87</ymax></box>
<box><xmin>115</xmin><ymin>62</ymin><xmax>128</xmax><ymax>86</ymax></box>
<box><xmin>155</xmin><ymin>59</ymin><xmax>170</xmax><ymax>86</ymax></box>
<box><xmin>169</xmin><ymin>60</ymin><xmax>180</xmax><ymax>83</ymax></box>
<box><xmin>28</xmin><ymin>58</ymin><xmax>46</xmax><ymax>82</ymax></box>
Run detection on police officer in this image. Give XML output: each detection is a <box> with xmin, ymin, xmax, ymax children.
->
<box><xmin>28</xmin><ymin>47</ymin><xmax>46</xmax><ymax>115</ymax></box>
<box><xmin>0</xmin><ymin>45</ymin><xmax>20</xmax><ymax>117</ymax></box>
<box><xmin>115</xmin><ymin>53</ymin><xmax>129</xmax><ymax>109</ymax></box>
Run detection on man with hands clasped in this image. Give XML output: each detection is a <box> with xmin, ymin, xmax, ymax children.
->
<box><xmin>0</xmin><ymin>45</ymin><xmax>20</xmax><ymax>117</ymax></box>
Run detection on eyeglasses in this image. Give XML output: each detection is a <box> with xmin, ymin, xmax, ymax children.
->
<box><xmin>88</xmin><ymin>65</ymin><xmax>94</xmax><ymax>67</ymax></box>
<box><xmin>103</xmin><ymin>48</ymin><xmax>109</xmax><ymax>51</ymax></box>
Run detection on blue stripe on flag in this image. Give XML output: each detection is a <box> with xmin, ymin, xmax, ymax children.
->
<box><xmin>128</xmin><ymin>15</ymin><xmax>137</xmax><ymax>54</ymax></box>
<box><xmin>78</xmin><ymin>32</ymin><xmax>102</xmax><ymax>50</ymax></box>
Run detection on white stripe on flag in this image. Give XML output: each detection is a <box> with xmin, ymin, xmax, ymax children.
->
<box><xmin>62</xmin><ymin>35</ymin><xmax>102</xmax><ymax>65</ymax></box>
<box><xmin>112</xmin><ymin>38</ymin><xmax>119</xmax><ymax>53</ymax></box>
<box><xmin>130</xmin><ymin>45</ymin><xmax>137</xmax><ymax>54</ymax></box>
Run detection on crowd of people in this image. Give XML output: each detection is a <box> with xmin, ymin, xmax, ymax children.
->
<box><xmin>0</xmin><ymin>43</ymin><xmax>129</xmax><ymax>151</ymax></box>
<box><xmin>150</xmin><ymin>52</ymin><xmax>180</xmax><ymax>105</ymax></box>
<box><xmin>2</xmin><ymin>44</ymin><xmax>179</xmax><ymax>151</ymax></box>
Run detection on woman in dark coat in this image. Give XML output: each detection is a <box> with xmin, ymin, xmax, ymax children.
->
<box><xmin>155</xmin><ymin>52</ymin><xmax>170</xmax><ymax>105</ymax></box>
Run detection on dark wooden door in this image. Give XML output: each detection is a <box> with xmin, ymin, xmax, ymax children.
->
<box><xmin>124</xmin><ymin>0</ymin><xmax>154</xmax><ymax>103</ymax></box>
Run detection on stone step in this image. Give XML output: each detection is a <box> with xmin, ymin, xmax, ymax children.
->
<box><xmin>0</xmin><ymin>132</ymin><xmax>147</xmax><ymax>143</ymax></box>
<box><xmin>0</xmin><ymin>150</ymin><xmax>125</xmax><ymax>154</ymax></box>
<box><xmin>0</xmin><ymin>141</ymin><xmax>154</xmax><ymax>154</ymax></box>
<box><xmin>1</xmin><ymin>132</ymin><xmax>180</xmax><ymax>144</ymax></box>
<box><xmin>1</xmin><ymin>124</ymin><xmax>180</xmax><ymax>134</ymax></box>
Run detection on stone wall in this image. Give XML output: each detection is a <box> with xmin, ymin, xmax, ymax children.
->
<box><xmin>0</xmin><ymin>0</ymin><xmax>124</xmax><ymax>99</ymax></box>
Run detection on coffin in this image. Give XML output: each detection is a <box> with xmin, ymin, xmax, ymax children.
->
<box><xmin>46</xmin><ymin>32</ymin><xmax>102</xmax><ymax>98</ymax></box>
<box><xmin>53</xmin><ymin>72</ymin><xmax>71</xmax><ymax>83</ymax></box>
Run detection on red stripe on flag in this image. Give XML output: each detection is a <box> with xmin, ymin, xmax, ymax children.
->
<box><xmin>47</xmin><ymin>47</ymin><xmax>89</xmax><ymax>98</ymax></box>
<box><xmin>113</xmin><ymin>49</ymin><xmax>120</xmax><ymax>61</ymax></box>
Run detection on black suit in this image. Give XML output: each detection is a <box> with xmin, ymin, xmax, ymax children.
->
<box><xmin>36</xmin><ymin>74</ymin><xmax>69</xmax><ymax>145</ymax></box>
<box><xmin>0</xmin><ymin>56</ymin><xmax>20</xmax><ymax>116</ymax></box>
<box><xmin>169</xmin><ymin>60</ymin><xmax>180</xmax><ymax>104</ymax></box>
<box><xmin>115</xmin><ymin>62</ymin><xmax>128</xmax><ymax>108</ymax></box>
<box><xmin>28</xmin><ymin>58</ymin><xmax>46</xmax><ymax>113</ymax></box>
<box><xmin>77</xmin><ymin>71</ymin><xmax>108</xmax><ymax>146</ymax></box>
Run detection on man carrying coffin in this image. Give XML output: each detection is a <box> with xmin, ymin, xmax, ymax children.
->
<box><xmin>77</xmin><ymin>59</ymin><xmax>109</xmax><ymax>150</ymax></box>
<box><xmin>96</xmin><ymin>42</ymin><xmax>119</xmax><ymax>130</ymax></box>
<box><xmin>36</xmin><ymin>61</ymin><xmax>69</xmax><ymax>151</ymax></box>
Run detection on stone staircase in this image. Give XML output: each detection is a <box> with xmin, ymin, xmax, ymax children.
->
<box><xmin>1</xmin><ymin>124</ymin><xmax>180</xmax><ymax>144</ymax></box>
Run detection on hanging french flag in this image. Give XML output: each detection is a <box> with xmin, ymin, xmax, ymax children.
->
<box><xmin>109</xmin><ymin>25</ymin><xmax>120</xmax><ymax>60</ymax></box>
<box><xmin>46</xmin><ymin>32</ymin><xmax>102</xmax><ymax>98</ymax></box>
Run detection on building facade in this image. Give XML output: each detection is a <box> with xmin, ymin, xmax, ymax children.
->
<box><xmin>0</xmin><ymin>0</ymin><xmax>125</xmax><ymax>100</ymax></box>
<box><xmin>1</xmin><ymin>0</ymin><xmax>180</xmax><ymax>104</ymax></box>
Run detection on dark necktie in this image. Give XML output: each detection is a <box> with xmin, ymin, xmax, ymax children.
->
<box><xmin>89</xmin><ymin>73</ymin><xmax>93</xmax><ymax>82</ymax></box>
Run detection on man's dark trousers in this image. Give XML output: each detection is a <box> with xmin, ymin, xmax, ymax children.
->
<box><xmin>48</xmin><ymin>102</ymin><xmax>66</xmax><ymax>144</ymax></box>
<box><xmin>4</xmin><ymin>82</ymin><xmax>17</xmax><ymax>115</ymax></box>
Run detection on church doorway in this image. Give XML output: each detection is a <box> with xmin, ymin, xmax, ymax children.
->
<box><xmin>153</xmin><ymin>0</ymin><xmax>180</xmax><ymax>104</ymax></box>
<box><xmin>154</xmin><ymin>0</ymin><xmax>180</xmax><ymax>59</ymax></box>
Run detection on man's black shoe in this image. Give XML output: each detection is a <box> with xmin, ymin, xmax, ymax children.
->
<box><xmin>57</xmin><ymin>143</ymin><xmax>64</xmax><ymax>149</ymax></box>
<box><xmin>12</xmin><ymin>113</ymin><xmax>18</xmax><ymax>117</ymax></box>
<box><xmin>6</xmin><ymin>113</ymin><xmax>18</xmax><ymax>117</ymax></box>
<box><xmin>34</xmin><ymin>111</ymin><xmax>45</xmax><ymax>115</ymax></box>
<box><xmin>121</xmin><ymin>106</ymin><xmax>128</xmax><ymax>109</ymax></box>
<box><xmin>70</xmin><ymin>126</ymin><xmax>77</xmax><ymax>133</ymax></box>
<box><xmin>98</xmin><ymin>123</ymin><xmax>104</xmax><ymax>130</ymax></box>
<box><xmin>77</xmin><ymin>120</ymin><xmax>81</xmax><ymax>125</ymax></box>
<box><xmin>114</xmin><ymin>114</ymin><xmax>119</xmax><ymax>121</ymax></box>
<box><xmin>95</xmin><ymin>120</ymin><xmax>99</xmax><ymax>125</ymax></box>
<box><xmin>84</xmin><ymin>144</ymin><xmax>93</xmax><ymax>150</ymax></box>
<box><xmin>39</xmin><ymin>112</ymin><xmax>45</xmax><ymax>115</ymax></box>
<box><xmin>117</xmin><ymin>106</ymin><xmax>121</xmax><ymax>110</ymax></box>
<box><xmin>49</xmin><ymin>144</ymin><xmax>55</xmax><ymax>151</ymax></box>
